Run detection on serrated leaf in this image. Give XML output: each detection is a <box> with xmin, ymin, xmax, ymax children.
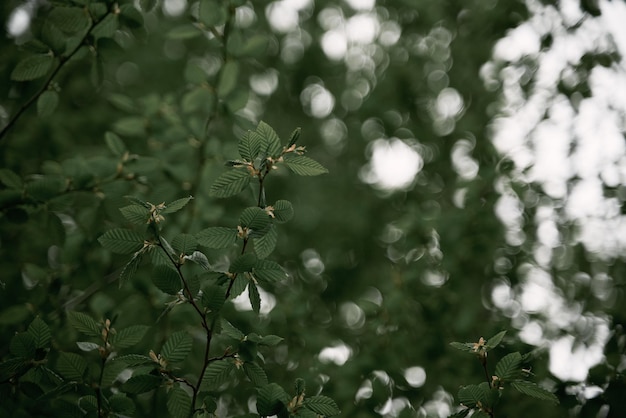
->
<box><xmin>26</xmin><ymin>175</ymin><xmax>66</xmax><ymax>200</ymax></box>
<box><xmin>511</xmin><ymin>380</ymin><xmax>559</xmax><ymax>403</ymax></box>
<box><xmin>260</xmin><ymin>335</ymin><xmax>283</xmax><ymax>346</ymax></box>
<box><xmin>79</xmin><ymin>395</ymin><xmax>98</xmax><ymax>412</ymax></box>
<box><xmin>253</xmin><ymin>224</ymin><xmax>277</xmax><ymax>259</ymax></box>
<box><xmin>121</xmin><ymin>374</ymin><xmax>162</xmax><ymax>394</ymax></box>
<box><xmin>448</xmin><ymin>409</ymin><xmax>471</xmax><ymax>418</ymax></box>
<box><xmin>119</xmin><ymin>4</ymin><xmax>143</xmax><ymax>28</ymax></box>
<box><xmin>56</xmin><ymin>352</ymin><xmax>87</xmax><ymax>381</ymax></box>
<box><xmin>303</xmin><ymin>395</ymin><xmax>341</xmax><ymax>416</ymax></box>
<box><xmin>172</xmin><ymin>233</ymin><xmax>197</xmax><ymax>255</ymax></box>
<box><xmin>248</xmin><ymin>281</ymin><xmax>261</xmax><ymax>314</ymax></box>
<box><xmin>37</xmin><ymin>90</ymin><xmax>59</xmax><ymax>118</ymax></box>
<box><xmin>240</xmin><ymin>207</ymin><xmax>271</xmax><ymax>237</ymax></box>
<box><xmin>185</xmin><ymin>251</ymin><xmax>212</xmax><ymax>270</ymax></box>
<box><xmin>209</xmin><ymin>169</ymin><xmax>251</xmax><ymax>198</ymax></box>
<box><xmin>165</xmin><ymin>386</ymin><xmax>190</xmax><ymax>418</ymax></box>
<box><xmin>111</xmin><ymin>325</ymin><xmax>150</xmax><ymax>349</ymax></box>
<box><xmin>239</xmin><ymin>130</ymin><xmax>262</xmax><ymax>161</ymax></box>
<box><xmin>450</xmin><ymin>341</ymin><xmax>476</xmax><ymax>353</ymax></box>
<box><xmin>202</xmin><ymin>284</ymin><xmax>226</xmax><ymax>312</ymax></box>
<box><xmin>0</xmin><ymin>169</ymin><xmax>23</xmax><ymax>189</ymax></box>
<box><xmin>120</xmin><ymin>205</ymin><xmax>150</xmax><ymax>225</ymax></box>
<box><xmin>92</xmin><ymin>13</ymin><xmax>119</xmax><ymax>38</ymax></box>
<box><xmin>486</xmin><ymin>331</ymin><xmax>507</xmax><ymax>350</ymax></box>
<box><xmin>457</xmin><ymin>383</ymin><xmax>487</xmax><ymax>408</ymax></box>
<box><xmin>283</xmin><ymin>155</ymin><xmax>328</xmax><ymax>176</ymax></box>
<box><xmin>221</xmin><ymin>319</ymin><xmax>245</xmax><ymax>340</ymax></box>
<box><xmin>28</xmin><ymin>317</ymin><xmax>51</xmax><ymax>349</ymax></box>
<box><xmin>105</xmin><ymin>131</ymin><xmax>127</xmax><ymax>156</ymax></box>
<box><xmin>252</xmin><ymin>259</ymin><xmax>286</xmax><ymax>283</ymax></box>
<box><xmin>272</xmin><ymin>200</ymin><xmax>294</xmax><ymax>223</ymax></box>
<box><xmin>230</xmin><ymin>253</ymin><xmax>258</xmax><ymax>273</ymax></box>
<box><xmin>217</xmin><ymin>61</ymin><xmax>239</xmax><ymax>98</ymax></box>
<box><xmin>67</xmin><ymin>311</ymin><xmax>101</xmax><ymax>337</ymax></box>
<box><xmin>256</xmin><ymin>121</ymin><xmax>282</xmax><ymax>158</ymax></box>
<box><xmin>0</xmin><ymin>358</ymin><xmax>30</xmax><ymax>381</ymax></box>
<box><xmin>228</xmin><ymin>274</ymin><xmax>248</xmax><ymax>298</ymax></box>
<box><xmin>152</xmin><ymin>265</ymin><xmax>181</xmax><ymax>295</ymax></box>
<box><xmin>10</xmin><ymin>332</ymin><xmax>36</xmax><ymax>358</ymax></box>
<box><xmin>196</xmin><ymin>227</ymin><xmax>238</xmax><ymax>249</ymax></box>
<box><xmin>76</xmin><ymin>341</ymin><xmax>100</xmax><ymax>352</ymax></box>
<box><xmin>48</xmin><ymin>7</ymin><xmax>89</xmax><ymax>34</ymax></box>
<box><xmin>495</xmin><ymin>351</ymin><xmax>522</xmax><ymax>381</ymax></box>
<box><xmin>125</xmin><ymin>195</ymin><xmax>151</xmax><ymax>208</ymax></box>
<box><xmin>243</xmin><ymin>361</ymin><xmax>267</xmax><ymax>386</ymax></box>
<box><xmin>257</xmin><ymin>383</ymin><xmax>290</xmax><ymax>416</ymax></box>
<box><xmin>288</xmin><ymin>127</ymin><xmax>301</xmax><ymax>147</ymax></box>
<box><xmin>108</xmin><ymin>394</ymin><xmax>135</xmax><ymax>414</ymax></box>
<box><xmin>202</xmin><ymin>359</ymin><xmax>235</xmax><ymax>390</ymax></box>
<box><xmin>98</xmin><ymin>228</ymin><xmax>144</xmax><ymax>254</ymax></box>
<box><xmin>119</xmin><ymin>250</ymin><xmax>143</xmax><ymax>287</ymax></box>
<box><xmin>11</xmin><ymin>54</ymin><xmax>54</xmax><ymax>81</ymax></box>
<box><xmin>162</xmin><ymin>331</ymin><xmax>193</xmax><ymax>364</ymax></box>
<box><xmin>162</xmin><ymin>196</ymin><xmax>194</xmax><ymax>214</ymax></box>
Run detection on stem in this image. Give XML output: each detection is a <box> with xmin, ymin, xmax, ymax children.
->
<box><xmin>0</xmin><ymin>9</ymin><xmax>111</xmax><ymax>144</ymax></box>
<box><xmin>97</xmin><ymin>356</ymin><xmax>106</xmax><ymax>417</ymax></box>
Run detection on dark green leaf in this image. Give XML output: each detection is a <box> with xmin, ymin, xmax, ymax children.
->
<box><xmin>92</xmin><ymin>13</ymin><xmax>119</xmax><ymax>38</ymax></box>
<box><xmin>253</xmin><ymin>224</ymin><xmax>277</xmax><ymax>259</ymax></box>
<box><xmin>37</xmin><ymin>90</ymin><xmax>59</xmax><ymax>118</ymax></box>
<box><xmin>26</xmin><ymin>175</ymin><xmax>66</xmax><ymax>200</ymax></box>
<box><xmin>172</xmin><ymin>233</ymin><xmax>198</xmax><ymax>255</ymax></box>
<box><xmin>0</xmin><ymin>169</ymin><xmax>23</xmax><ymax>189</ymax></box>
<box><xmin>56</xmin><ymin>352</ymin><xmax>87</xmax><ymax>381</ymax></box>
<box><xmin>221</xmin><ymin>319</ymin><xmax>245</xmax><ymax>340</ymax></box>
<box><xmin>199</xmin><ymin>0</ymin><xmax>227</xmax><ymax>27</ymax></box>
<box><xmin>140</xmin><ymin>0</ymin><xmax>158</xmax><ymax>12</ymax></box>
<box><xmin>105</xmin><ymin>131</ymin><xmax>127</xmax><ymax>156</ymax></box>
<box><xmin>228</xmin><ymin>274</ymin><xmax>248</xmax><ymax>298</ymax></box>
<box><xmin>196</xmin><ymin>227</ymin><xmax>238</xmax><ymax>249</ymax></box>
<box><xmin>79</xmin><ymin>395</ymin><xmax>98</xmax><ymax>412</ymax></box>
<box><xmin>253</xmin><ymin>259</ymin><xmax>286</xmax><ymax>283</ymax></box>
<box><xmin>217</xmin><ymin>61</ymin><xmax>239</xmax><ymax>98</ymax></box>
<box><xmin>48</xmin><ymin>7</ymin><xmax>89</xmax><ymax>34</ymax></box>
<box><xmin>162</xmin><ymin>196</ymin><xmax>194</xmax><ymax>214</ymax></box>
<box><xmin>121</xmin><ymin>374</ymin><xmax>162</xmax><ymax>394</ymax></box>
<box><xmin>28</xmin><ymin>317</ymin><xmax>51</xmax><ymax>349</ymax></box>
<box><xmin>41</xmin><ymin>21</ymin><xmax>66</xmax><ymax>53</ymax></box>
<box><xmin>485</xmin><ymin>331</ymin><xmax>507</xmax><ymax>349</ymax></box>
<box><xmin>152</xmin><ymin>265</ymin><xmax>181</xmax><ymax>295</ymax></box>
<box><xmin>167</xmin><ymin>386</ymin><xmax>192</xmax><ymax>418</ymax></box>
<box><xmin>283</xmin><ymin>154</ymin><xmax>328</xmax><ymax>176</ymax></box>
<box><xmin>114</xmin><ymin>354</ymin><xmax>154</xmax><ymax>366</ymax></box>
<box><xmin>113</xmin><ymin>116</ymin><xmax>145</xmax><ymax>137</ymax></box>
<box><xmin>288</xmin><ymin>127</ymin><xmax>301</xmax><ymax>147</ymax></box>
<box><xmin>161</xmin><ymin>331</ymin><xmax>193</xmax><ymax>363</ymax></box>
<box><xmin>511</xmin><ymin>380</ymin><xmax>559</xmax><ymax>403</ymax></box>
<box><xmin>119</xmin><ymin>4</ymin><xmax>144</xmax><ymax>28</ymax></box>
<box><xmin>495</xmin><ymin>351</ymin><xmax>522</xmax><ymax>381</ymax></box>
<box><xmin>259</xmin><ymin>335</ymin><xmax>283</xmax><ymax>346</ymax></box>
<box><xmin>209</xmin><ymin>169</ymin><xmax>251</xmax><ymax>198</ymax></box>
<box><xmin>108</xmin><ymin>394</ymin><xmax>135</xmax><ymax>414</ymax></box>
<box><xmin>201</xmin><ymin>359</ymin><xmax>235</xmax><ymax>390</ymax></box>
<box><xmin>248</xmin><ymin>281</ymin><xmax>261</xmax><ymax>314</ymax></box>
<box><xmin>202</xmin><ymin>284</ymin><xmax>226</xmax><ymax>312</ymax></box>
<box><xmin>239</xmin><ymin>207</ymin><xmax>272</xmax><ymax>237</ymax></box>
<box><xmin>239</xmin><ymin>130</ymin><xmax>263</xmax><ymax>162</ymax></box>
<box><xmin>303</xmin><ymin>396</ymin><xmax>341</xmax><ymax>416</ymax></box>
<box><xmin>111</xmin><ymin>325</ymin><xmax>150</xmax><ymax>349</ymax></box>
<box><xmin>257</xmin><ymin>383</ymin><xmax>290</xmax><ymax>416</ymax></box>
<box><xmin>182</xmin><ymin>87</ymin><xmax>216</xmax><ymax>114</ymax></box>
<box><xmin>243</xmin><ymin>361</ymin><xmax>267</xmax><ymax>386</ymax></box>
<box><xmin>98</xmin><ymin>228</ymin><xmax>144</xmax><ymax>254</ymax></box>
<box><xmin>449</xmin><ymin>342</ymin><xmax>476</xmax><ymax>353</ymax></box>
<box><xmin>67</xmin><ymin>311</ymin><xmax>101</xmax><ymax>337</ymax></box>
<box><xmin>272</xmin><ymin>200</ymin><xmax>294</xmax><ymax>223</ymax></box>
<box><xmin>457</xmin><ymin>383</ymin><xmax>487</xmax><ymax>408</ymax></box>
<box><xmin>230</xmin><ymin>253</ymin><xmax>258</xmax><ymax>273</ymax></box>
<box><xmin>119</xmin><ymin>250</ymin><xmax>143</xmax><ymax>286</ymax></box>
<box><xmin>10</xmin><ymin>332</ymin><xmax>36</xmax><ymax>358</ymax></box>
<box><xmin>120</xmin><ymin>205</ymin><xmax>151</xmax><ymax>225</ymax></box>
<box><xmin>0</xmin><ymin>358</ymin><xmax>30</xmax><ymax>382</ymax></box>
<box><xmin>256</xmin><ymin>121</ymin><xmax>282</xmax><ymax>158</ymax></box>
<box><xmin>185</xmin><ymin>251</ymin><xmax>212</xmax><ymax>270</ymax></box>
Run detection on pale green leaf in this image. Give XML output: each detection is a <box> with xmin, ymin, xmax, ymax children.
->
<box><xmin>303</xmin><ymin>396</ymin><xmax>341</xmax><ymax>416</ymax></box>
<box><xmin>283</xmin><ymin>154</ymin><xmax>328</xmax><ymax>176</ymax></box>
<box><xmin>119</xmin><ymin>250</ymin><xmax>143</xmax><ymax>287</ymax></box>
<box><xmin>185</xmin><ymin>251</ymin><xmax>212</xmax><ymax>270</ymax></box>
<box><xmin>199</xmin><ymin>0</ymin><xmax>227</xmax><ymax>27</ymax></box>
<box><xmin>495</xmin><ymin>351</ymin><xmax>522</xmax><ymax>381</ymax></box>
<box><xmin>76</xmin><ymin>341</ymin><xmax>100</xmax><ymax>352</ymax></box>
<box><xmin>162</xmin><ymin>196</ymin><xmax>194</xmax><ymax>214</ymax></box>
<box><xmin>217</xmin><ymin>61</ymin><xmax>239</xmax><ymax>98</ymax></box>
<box><xmin>511</xmin><ymin>380</ymin><xmax>559</xmax><ymax>403</ymax></box>
<box><xmin>167</xmin><ymin>24</ymin><xmax>203</xmax><ymax>39</ymax></box>
<box><xmin>256</xmin><ymin>121</ymin><xmax>282</xmax><ymax>158</ymax></box>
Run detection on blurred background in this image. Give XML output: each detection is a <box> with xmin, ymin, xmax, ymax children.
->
<box><xmin>1</xmin><ymin>0</ymin><xmax>625</xmax><ymax>417</ymax></box>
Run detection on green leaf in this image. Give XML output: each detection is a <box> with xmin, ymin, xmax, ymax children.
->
<box><xmin>10</xmin><ymin>332</ymin><xmax>36</xmax><ymax>358</ymax></box>
<box><xmin>37</xmin><ymin>90</ymin><xmax>59</xmax><ymax>118</ymax></box>
<box><xmin>220</xmin><ymin>319</ymin><xmax>245</xmax><ymax>340</ymax></box>
<box><xmin>243</xmin><ymin>361</ymin><xmax>267</xmax><ymax>387</ymax></box>
<box><xmin>209</xmin><ymin>169</ymin><xmax>251</xmax><ymax>198</ymax></box>
<box><xmin>113</xmin><ymin>354</ymin><xmax>154</xmax><ymax>366</ymax></box>
<box><xmin>240</xmin><ymin>207</ymin><xmax>272</xmax><ymax>237</ymax></box>
<box><xmin>510</xmin><ymin>380</ymin><xmax>559</xmax><ymax>403</ymax></box>
<box><xmin>495</xmin><ymin>351</ymin><xmax>522</xmax><ymax>381</ymax></box>
<box><xmin>111</xmin><ymin>325</ymin><xmax>150</xmax><ymax>349</ymax></box>
<box><xmin>25</xmin><ymin>175</ymin><xmax>66</xmax><ymax>200</ymax></box>
<box><xmin>303</xmin><ymin>396</ymin><xmax>341</xmax><ymax>416</ymax></box>
<box><xmin>256</xmin><ymin>121</ymin><xmax>282</xmax><ymax>158</ymax></box>
<box><xmin>259</xmin><ymin>335</ymin><xmax>283</xmax><ymax>346</ymax></box>
<box><xmin>248</xmin><ymin>281</ymin><xmax>261</xmax><ymax>314</ymax></box>
<box><xmin>27</xmin><ymin>317</ymin><xmax>51</xmax><ymax>349</ymax></box>
<box><xmin>167</xmin><ymin>24</ymin><xmax>203</xmax><ymax>39</ymax></box>
<box><xmin>56</xmin><ymin>352</ymin><xmax>87</xmax><ymax>381</ymax></box>
<box><xmin>257</xmin><ymin>383</ymin><xmax>290</xmax><ymax>416</ymax></box>
<box><xmin>98</xmin><ymin>228</ymin><xmax>145</xmax><ymax>254</ymax></box>
<box><xmin>202</xmin><ymin>284</ymin><xmax>226</xmax><ymax>312</ymax></box>
<box><xmin>121</xmin><ymin>374</ymin><xmax>162</xmax><ymax>394</ymax></box>
<box><xmin>457</xmin><ymin>383</ymin><xmax>486</xmax><ymax>408</ymax></box>
<box><xmin>79</xmin><ymin>395</ymin><xmax>98</xmax><ymax>412</ymax></box>
<box><xmin>11</xmin><ymin>54</ymin><xmax>54</xmax><ymax>81</ymax></box>
<box><xmin>252</xmin><ymin>259</ymin><xmax>286</xmax><ymax>283</ymax></box>
<box><xmin>288</xmin><ymin>127</ymin><xmax>301</xmax><ymax>147</ymax></box>
<box><xmin>119</xmin><ymin>250</ymin><xmax>143</xmax><ymax>287</ymax></box>
<box><xmin>0</xmin><ymin>169</ymin><xmax>23</xmax><ymax>189</ymax></box>
<box><xmin>140</xmin><ymin>0</ymin><xmax>158</xmax><ymax>12</ymax></box>
<box><xmin>199</xmin><ymin>0</ymin><xmax>227</xmax><ymax>27</ymax></box>
<box><xmin>201</xmin><ymin>359</ymin><xmax>235</xmax><ymax>390</ymax></box>
<box><xmin>108</xmin><ymin>394</ymin><xmax>135</xmax><ymax>414</ymax></box>
<box><xmin>238</xmin><ymin>34</ymin><xmax>269</xmax><ymax>57</ymax></box>
<box><xmin>153</xmin><ymin>265</ymin><xmax>181</xmax><ymax>295</ymax></box>
<box><xmin>185</xmin><ymin>251</ymin><xmax>212</xmax><ymax>270</ymax></box>
<box><xmin>272</xmin><ymin>200</ymin><xmax>294</xmax><ymax>223</ymax></box>
<box><xmin>283</xmin><ymin>154</ymin><xmax>328</xmax><ymax>176</ymax></box>
<box><xmin>196</xmin><ymin>227</ymin><xmax>238</xmax><ymax>249</ymax></box>
<box><xmin>239</xmin><ymin>130</ymin><xmax>263</xmax><ymax>162</ymax></box>
<box><xmin>230</xmin><ymin>253</ymin><xmax>258</xmax><ymax>273</ymax></box>
<box><xmin>162</xmin><ymin>331</ymin><xmax>193</xmax><ymax>363</ymax></box>
<box><xmin>48</xmin><ymin>7</ymin><xmax>89</xmax><ymax>34</ymax></box>
<box><xmin>217</xmin><ymin>61</ymin><xmax>239</xmax><ymax>98</ymax></box>
<box><xmin>41</xmin><ymin>21</ymin><xmax>66</xmax><ymax>53</ymax></box>
<box><xmin>172</xmin><ymin>233</ymin><xmax>198</xmax><ymax>255</ymax></box>
<box><xmin>225</xmin><ymin>88</ymin><xmax>248</xmax><ymax>113</ymax></box>
<box><xmin>119</xmin><ymin>4</ymin><xmax>144</xmax><ymax>28</ymax></box>
<box><xmin>167</xmin><ymin>386</ymin><xmax>192</xmax><ymax>418</ymax></box>
<box><xmin>162</xmin><ymin>196</ymin><xmax>194</xmax><ymax>214</ymax></box>
<box><xmin>67</xmin><ymin>311</ymin><xmax>101</xmax><ymax>337</ymax></box>
<box><xmin>485</xmin><ymin>331</ymin><xmax>507</xmax><ymax>350</ymax></box>
<box><xmin>0</xmin><ymin>358</ymin><xmax>30</xmax><ymax>381</ymax></box>
<box><xmin>120</xmin><ymin>205</ymin><xmax>151</xmax><ymax>225</ymax></box>
<box><xmin>253</xmin><ymin>224</ymin><xmax>277</xmax><ymax>259</ymax></box>
<box><xmin>92</xmin><ymin>13</ymin><xmax>119</xmax><ymax>39</ymax></box>
<box><xmin>448</xmin><ymin>409</ymin><xmax>471</xmax><ymax>418</ymax></box>
<box><xmin>113</xmin><ymin>116</ymin><xmax>145</xmax><ymax>137</ymax></box>
<box><xmin>182</xmin><ymin>87</ymin><xmax>216</xmax><ymax>114</ymax></box>
<box><xmin>449</xmin><ymin>342</ymin><xmax>476</xmax><ymax>353</ymax></box>
<box><xmin>229</xmin><ymin>274</ymin><xmax>248</xmax><ymax>298</ymax></box>
<box><xmin>105</xmin><ymin>131</ymin><xmax>127</xmax><ymax>156</ymax></box>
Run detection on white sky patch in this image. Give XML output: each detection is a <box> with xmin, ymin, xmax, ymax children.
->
<box><xmin>346</xmin><ymin>13</ymin><xmax>380</xmax><ymax>44</ymax></box>
<box><xmin>163</xmin><ymin>0</ymin><xmax>187</xmax><ymax>17</ymax></box>
<box><xmin>232</xmin><ymin>285</ymin><xmax>276</xmax><ymax>315</ymax></box>
<box><xmin>318</xmin><ymin>342</ymin><xmax>352</xmax><ymax>365</ymax></box>
<box><xmin>360</xmin><ymin>138</ymin><xmax>423</xmax><ymax>190</ymax></box>
<box><xmin>321</xmin><ymin>30</ymin><xmax>348</xmax><ymax>61</ymax></box>
<box><xmin>344</xmin><ymin>0</ymin><xmax>376</xmax><ymax>11</ymax></box>
<box><xmin>266</xmin><ymin>0</ymin><xmax>312</xmax><ymax>33</ymax></box>
<box><xmin>404</xmin><ymin>366</ymin><xmax>426</xmax><ymax>388</ymax></box>
<box><xmin>7</xmin><ymin>6</ymin><xmax>31</xmax><ymax>37</ymax></box>
<box><xmin>300</xmin><ymin>83</ymin><xmax>335</xmax><ymax>118</ymax></box>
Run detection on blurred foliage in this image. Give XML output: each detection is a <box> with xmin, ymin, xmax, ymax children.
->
<box><xmin>1</xmin><ymin>0</ymin><xmax>624</xmax><ymax>417</ymax></box>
